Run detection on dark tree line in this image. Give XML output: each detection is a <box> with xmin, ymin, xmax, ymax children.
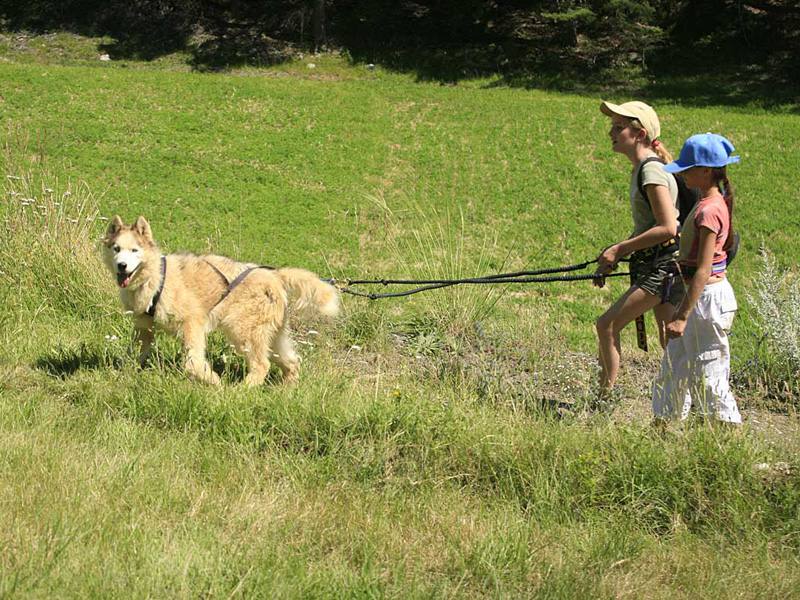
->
<box><xmin>1</xmin><ymin>0</ymin><xmax>798</xmax><ymax>85</ymax></box>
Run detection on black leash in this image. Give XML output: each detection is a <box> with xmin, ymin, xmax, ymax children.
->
<box><xmin>158</xmin><ymin>257</ymin><xmax>628</xmax><ymax>303</ymax></box>
<box><xmin>344</xmin><ymin>258</ymin><xmax>599</xmax><ymax>286</ymax></box>
<box><xmin>336</xmin><ymin>259</ymin><xmax>630</xmax><ymax>300</ymax></box>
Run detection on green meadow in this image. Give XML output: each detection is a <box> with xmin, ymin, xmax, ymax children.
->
<box><xmin>1</xmin><ymin>33</ymin><xmax>800</xmax><ymax>598</ymax></box>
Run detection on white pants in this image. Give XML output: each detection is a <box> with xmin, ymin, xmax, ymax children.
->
<box><xmin>652</xmin><ymin>278</ymin><xmax>741</xmax><ymax>423</ymax></box>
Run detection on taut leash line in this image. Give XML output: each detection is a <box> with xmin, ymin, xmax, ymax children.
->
<box><xmin>344</xmin><ymin>259</ymin><xmax>599</xmax><ymax>287</ymax></box>
<box><xmin>334</xmin><ymin>258</ymin><xmax>629</xmax><ymax>300</ymax></box>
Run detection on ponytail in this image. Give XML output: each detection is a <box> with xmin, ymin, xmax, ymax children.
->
<box><xmin>628</xmin><ymin>117</ymin><xmax>673</xmax><ymax>161</ymax></box>
<box><xmin>650</xmin><ymin>139</ymin><xmax>674</xmax><ymax>163</ymax></box>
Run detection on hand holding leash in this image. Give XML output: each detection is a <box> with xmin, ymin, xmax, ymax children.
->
<box><xmin>593</xmin><ymin>245</ymin><xmax>619</xmax><ymax>288</ymax></box>
<box><xmin>593</xmin><ymin>265</ymin><xmax>608</xmax><ymax>288</ymax></box>
<box><xmin>597</xmin><ymin>244</ymin><xmax>621</xmax><ymax>272</ymax></box>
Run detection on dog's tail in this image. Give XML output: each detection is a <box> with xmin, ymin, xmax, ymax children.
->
<box><xmin>277</xmin><ymin>268</ymin><xmax>340</xmax><ymax>318</ymax></box>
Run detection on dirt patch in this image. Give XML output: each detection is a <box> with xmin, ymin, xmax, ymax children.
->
<box><xmin>317</xmin><ymin>320</ymin><xmax>800</xmax><ymax>445</ymax></box>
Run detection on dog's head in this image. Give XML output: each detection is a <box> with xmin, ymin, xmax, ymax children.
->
<box><xmin>102</xmin><ymin>215</ymin><xmax>157</xmax><ymax>289</ymax></box>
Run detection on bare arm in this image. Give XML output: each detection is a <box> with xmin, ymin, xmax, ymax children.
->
<box><xmin>598</xmin><ymin>183</ymin><xmax>678</xmax><ymax>271</ymax></box>
<box><xmin>665</xmin><ymin>227</ymin><xmax>716</xmax><ymax>339</ymax></box>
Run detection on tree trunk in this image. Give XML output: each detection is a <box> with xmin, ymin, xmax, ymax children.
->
<box><xmin>312</xmin><ymin>0</ymin><xmax>326</xmax><ymax>51</ymax></box>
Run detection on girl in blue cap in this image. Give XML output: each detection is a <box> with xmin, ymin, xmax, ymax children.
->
<box><xmin>652</xmin><ymin>133</ymin><xmax>741</xmax><ymax>424</ymax></box>
<box><xmin>595</xmin><ymin>101</ymin><xmax>684</xmax><ymax>399</ymax></box>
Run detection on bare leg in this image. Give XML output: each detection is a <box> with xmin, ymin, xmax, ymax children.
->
<box><xmin>652</xmin><ymin>302</ymin><xmax>675</xmax><ymax>350</ymax></box>
<box><xmin>596</xmin><ymin>286</ymin><xmax>662</xmax><ymax>391</ymax></box>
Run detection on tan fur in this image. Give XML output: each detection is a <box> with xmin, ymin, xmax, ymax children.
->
<box><xmin>101</xmin><ymin>216</ymin><xmax>340</xmax><ymax>385</ymax></box>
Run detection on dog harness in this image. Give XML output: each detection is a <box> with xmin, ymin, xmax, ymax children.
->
<box><xmin>145</xmin><ymin>255</ymin><xmax>167</xmax><ymax>317</ymax></box>
<box><xmin>145</xmin><ymin>259</ymin><xmax>330</xmax><ymax>315</ymax></box>
<box><xmin>203</xmin><ymin>260</ymin><xmax>276</xmax><ymax>308</ymax></box>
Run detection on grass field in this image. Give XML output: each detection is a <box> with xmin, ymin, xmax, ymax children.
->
<box><xmin>1</xmin><ymin>33</ymin><xmax>800</xmax><ymax>598</ymax></box>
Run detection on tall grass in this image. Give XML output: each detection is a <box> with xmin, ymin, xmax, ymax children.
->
<box><xmin>353</xmin><ymin>194</ymin><xmax>509</xmax><ymax>342</ymax></box>
<box><xmin>0</xmin><ymin>138</ymin><xmax>123</xmax><ymax>374</ymax></box>
<box><xmin>0</xmin><ymin>136</ymin><xmax>117</xmax><ymax>323</ymax></box>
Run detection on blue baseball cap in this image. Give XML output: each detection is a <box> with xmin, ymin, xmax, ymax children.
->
<box><xmin>664</xmin><ymin>133</ymin><xmax>741</xmax><ymax>173</ymax></box>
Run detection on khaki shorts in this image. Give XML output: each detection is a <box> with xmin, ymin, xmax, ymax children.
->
<box><xmin>629</xmin><ymin>251</ymin><xmax>684</xmax><ymax>306</ymax></box>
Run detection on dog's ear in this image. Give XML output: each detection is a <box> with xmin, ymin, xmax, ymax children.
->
<box><xmin>104</xmin><ymin>215</ymin><xmax>124</xmax><ymax>243</ymax></box>
<box><xmin>133</xmin><ymin>216</ymin><xmax>153</xmax><ymax>242</ymax></box>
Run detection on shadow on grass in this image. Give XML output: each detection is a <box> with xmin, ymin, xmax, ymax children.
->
<box><xmin>3</xmin><ymin>19</ymin><xmax>797</xmax><ymax>111</ymax></box>
<box><xmin>35</xmin><ymin>342</ymin><xmax>124</xmax><ymax>379</ymax></box>
<box><xmin>3</xmin><ymin>22</ymin><xmax>297</xmax><ymax>71</ymax></box>
<box><xmin>486</xmin><ymin>63</ymin><xmax>800</xmax><ymax>113</ymax></box>
<box><xmin>97</xmin><ymin>25</ymin><xmax>297</xmax><ymax>71</ymax></box>
<box><xmin>346</xmin><ymin>45</ymin><xmax>505</xmax><ymax>85</ymax></box>
<box><xmin>343</xmin><ymin>41</ymin><xmax>800</xmax><ymax>111</ymax></box>
<box><xmin>33</xmin><ymin>341</ymin><xmax>281</xmax><ymax>385</ymax></box>
<box><xmin>97</xmin><ymin>33</ymin><xmax>186</xmax><ymax>62</ymax></box>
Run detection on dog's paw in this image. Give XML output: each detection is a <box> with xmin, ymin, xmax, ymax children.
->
<box><xmin>244</xmin><ymin>372</ymin><xmax>266</xmax><ymax>387</ymax></box>
<box><xmin>281</xmin><ymin>368</ymin><xmax>300</xmax><ymax>385</ymax></box>
<box><xmin>188</xmin><ymin>368</ymin><xmax>221</xmax><ymax>385</ymax></box>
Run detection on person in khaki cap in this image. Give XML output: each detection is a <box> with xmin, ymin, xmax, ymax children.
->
<box><xmin>593</xmin><ymin>100</ymin><xmax>684</xmax><ymax>402</ymax></box>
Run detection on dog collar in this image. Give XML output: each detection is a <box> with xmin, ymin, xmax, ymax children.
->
<box><xmin>145</xmin><ymin>255</ymin><xmax>167</xmax><ymax>317</ymax></box>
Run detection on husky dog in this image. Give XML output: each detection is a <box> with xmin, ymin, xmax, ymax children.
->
<box><xmin>101</xmin><ymin>216</ymin><xmax>339</xmax><ymax>385</ymax></box>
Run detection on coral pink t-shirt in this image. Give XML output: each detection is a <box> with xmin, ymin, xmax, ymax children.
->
<box><xmin>678</xmin><ymin>190</ymin><xmax>731</xmax><ymax>277</ymax></box>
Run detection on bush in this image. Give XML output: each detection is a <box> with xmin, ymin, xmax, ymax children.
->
<box><xmin>741</xmin><ymin>247</ymin><xmax>800</xmax><ymax>404</ymax></box>
<box><xmin>747</xmin><ymin>247</ymin><xmax>800</xmax><ymax>369</ymax></box>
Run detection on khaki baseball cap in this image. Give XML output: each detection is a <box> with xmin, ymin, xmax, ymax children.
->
<box><xmin>600</xmin><ymin>100</ymin><xmax>661</xmax><ymax>141</ymax></box>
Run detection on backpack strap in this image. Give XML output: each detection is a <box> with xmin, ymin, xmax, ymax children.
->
<box><xmin>636</xmin><ymin>156</ymin><xmax>665</xmax><ymax>202</ymax></box>
<box><xmin>634</xmin><ymin>157</ymin><xmax>680</xmax><ymax>260</ymax></box>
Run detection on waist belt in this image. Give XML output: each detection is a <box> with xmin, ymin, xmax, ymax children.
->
<box><xmin>632</xmin><ymin>237</ymin><xmax>679</xmax><ymax>263</ymax></box>
<box><xmin>682</xmin><ymin>260</ymin><xmax>727</xmax><ymax>279</ymax></box>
